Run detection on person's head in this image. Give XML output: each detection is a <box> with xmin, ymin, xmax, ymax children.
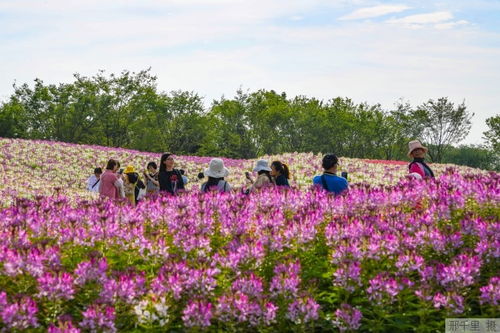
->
<box><xmin>271</xmin><ymin>161</ymin><xmax>290</xmax><ymax>179</ymax></box>
<box><xmin>160</xmin><ymin>153</ymin><xmax>174</xmax><ymax>172</ymax></box>
<box><xmin>408</xmin><ymin>140</ymin><xmax>428</xmax><ymax>159</ymax></box>
<box><xmin>147</xmin><ymin>161</ymin><xmax>157</xmax><ymax>173</ymax></box>
<box><xmin>197</xmin><ymin>172</ymin><xmax>205</xmax><ymax>180</ymax></box>
<box><xmin>253</xmin><ymin>159</ymin><xmax>271</xmax><ymax>174</ymax></box>
<box><xmin>94</xmin><ymin>167</ymin><xmax>103</xmax><ymax>177</ymax></box>
<box><xmin>106</xmin><ymin>159</ymin><xmax>119</xmax><ymax>172</ymax></box>
<box><xmin>322</xmin><ymin>154</ymin><xmax>339</xmax><ymax>172</ymax></box>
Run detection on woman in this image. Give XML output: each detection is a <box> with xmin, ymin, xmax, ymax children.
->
<box><xmin>158</xmin><ymin>153</ymin><xmax>185</xmax><ymax>195</ymax></box>
<box><xmin>271</xmin><ymin>161</ymin><xmax>290</xmax><ymax>187</ymax></box>
<box><xmin>144</xmin><ymin>161</ymin><xmax>160</xmax><ymax>195</ymax></box>
<box><xmin>246</xmin><ymin>159</ymin><xmax>274</xmax><ymax>193</ymax></box>
<box><xmin>407</xmin><ymin>140</ymin><xmax>435</xmax><ymax>179</ymax></box>
<box><xmin>123</xmin><ymin>165</ymin><xmax>139</xmax><ymax>205</ymax></box>
<box><xmin>201</xmin><ymin>158</ymin><xmax>231</xmax><ymax>193</ymax></box>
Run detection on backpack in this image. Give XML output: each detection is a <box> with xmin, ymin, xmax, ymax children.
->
<box><xmin>321</xmin><ymin>175</ymin><xmax>330</xmax><ymax>192</ymax></box>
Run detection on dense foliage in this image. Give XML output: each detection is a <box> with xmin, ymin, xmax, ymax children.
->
<box><xmin>1</xmin><ymin>69</ymin><xmax>493</xmax><ymax>169</ymax></box>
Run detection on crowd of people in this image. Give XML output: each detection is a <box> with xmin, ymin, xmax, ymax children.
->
<box><xmin>87</xmin><ymin>140</ymin><xmax>434</xmax><ymax>205</ymax></box>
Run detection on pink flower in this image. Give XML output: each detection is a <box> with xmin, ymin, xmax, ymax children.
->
<box><xmin>270</xmin><ymin>261</ymin><xmax>301</xmax><ymax>298</ymax></box>
<box><xmin>333</xmin><ymin>261</ymin><xmax>362</xmax><ymax>292</ymax></box>
<box><xmin>479</xmin><ymin>276</ymin><xmax>499</xmax><ymax>306</ymax></box>
<box><xmin>182</xmin><ymin>300</ymin><xmax>212</xmax><ymax>328</ymax></box>
<box><xmin>366</xmin><ymin>273</ymin><xmax>400</xmax><ymax>305</ymax></box>
<box><xmin>80</xmin><ymin>305</ymin><xmax>116</xmax><ymax>333</ymax></box>
<box><xmin>286</xmin><ymin>296</ymin><xmax>320</xmax><ymax>324</ymax></box>
<box><xmin>332</xmin><ymin>303</ymin><xmax>363</xmax><ymax>332</ymax></box>
<box><xmin>74</xmin><ymin>258</ymin><xmax>108</xmax><ymax>286</ymax></box>
<box><xmin>37</xmin><ymin>272</ymin><xmax>75</xmax><ymax>300</ymax></box>
<box><xmin>0</xmin><ymin>297</ymin><xmax>39</xmax><ymax>330</ymax></box>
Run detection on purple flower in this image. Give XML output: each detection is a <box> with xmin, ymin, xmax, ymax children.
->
<box><xmin>216</xmin><ymin>292</ymin><xmax>263</xmax><ymax>326</ymax></box>
<box><xmin>432</xmin><ymin>292</ymin><xmax>465</xmax><ymax>314</ymax></box>
<box><xmin>437</xmin><ymin>254</ymin><xmax>482</xmax><ymax>289</ymax></box>
<box><xmin>270</xmin><ymin>261</ymin><xmax>301</xmax><ymax>298</ymax></box>
<box><xmin>80</xmin><ymin>304</ymin><xmax>116</xmax><ymax>333</ymax></box>
<box><xmin>74</xmin><ymin>258</ymin><xmax>108</xmax><ymax>286</ymax></box>
<box><xmin>231</xmin><ymin>273</ymin><xmax>264</xmax><ymax>298</ymax></box>
<box><xmin>1</xmin><ymin>247</ymin><xmax>23</xmax><ymax>276</ymax></box>
<box><xmin>479</xmin><ymin>276</ymin><xmax>499</xmax><ymax>306</ymax></box>
<box><xmin>0</xmin><ymin>291</ymin><xmax>7</xmax><ymax>309</ymax></box>
<box><xmin>366</xmin><ymin>273</ymin><xmax>400</xmax><ymax>305</ymax></box>
<box><xmin>0</xmin><ymin>297</ymin><xmax>39</xmax><ymax>330</ymax></box>
<box><xmin>182</xmin><ymin>300</ymin><xmax>212</xmax><ymax>328</ymax></box>
<box><xmin>286</xmin><ymin>296</ymin><xmax>320</xmax><ymax>324</ymax></box>
<box><xmin>37</xmin><ymin>272</ymin><xmax>75</xmax><ymax>300</ymax></box>
<box><xmin>333</xmin><ymin>261</ymin><xmax>361</xmax><ymax>292</ymax></box>
<box><xmin>100</xmin><ymin>272</ymin><xmax>145</xmax><ymax>304</ymax></box>
<box><xmin>263</xmin><ymin>302</ymin><xmax>278</xmax><ymax>325</ymax></box>
<box><xmin>332</xmin><ymin>303</ymin><xmax>363</xmax><ymax>332</ymax></box>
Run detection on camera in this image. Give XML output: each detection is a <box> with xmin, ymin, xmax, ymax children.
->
<box><xmin>341</xmin><ymin>171</ymin><xmax>348</xmax><ymax>179</ymax></box>
<box><xmin>118</xmin><ymin>168</ymin><xmax>124</xmax><ymax>174</ymax></box>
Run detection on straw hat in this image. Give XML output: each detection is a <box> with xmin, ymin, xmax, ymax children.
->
<box><xmin>124</xmin><ymin>165</ymin><xmax>135</xmax><ymax>174</ymax></box>
<box><xmin>204</xmin><ymin>158</ymin><xmax>229</xmax><ymax>178</ymax></box>
<box><xmin>407</xmin><ymin>140</ymin><xmax>428</xmax><ymax>157</ymax></box>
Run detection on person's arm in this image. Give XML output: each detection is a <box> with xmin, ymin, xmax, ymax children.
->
<box><xmin>245</xmin><ymin>172</ymin><xmax>254</xmax><ymax>184</ymax></box>
<box><xmin>175</xmin><ymin>170</ymin><xmax>185</xmax><ymax>190</ymax></box>
<box><xmin>145</xmin><ymin>172</ymin><xmax>160</xmax><ymax>187</ymax></box>
<box><xmin>114</xmin><ymin>177</ymin><xmax>125</xmax><ymax>198</ymax></box>
<box><xmin>87</xmin><ymin>177</ymin><xmax>93</xmax><ymax>191</ymax></box>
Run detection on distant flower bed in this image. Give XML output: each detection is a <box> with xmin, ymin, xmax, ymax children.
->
<box><xmin>0</xmin><ymin>169</ymin><xmax>498</xmax><ymax>331</ymax></box>
<box><xmin>363</xmin><ymin>159</ymin><xmax>407</xmax><ymax>165</ymax></box>
<box><xmin>0</xmin><ymin>138</ymin><xmax>486</xmax><ymax>207</ymax></box>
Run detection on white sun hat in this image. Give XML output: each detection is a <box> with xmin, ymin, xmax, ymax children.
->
<box><xmin>204</xmin><ymin>158</ymin><xmax>229</xmax><ymax>178</ymax></box>
<box><xmin>253</xmin><ymin>159</ymin><xmax>272</xmax><ymax>172</ymax></box>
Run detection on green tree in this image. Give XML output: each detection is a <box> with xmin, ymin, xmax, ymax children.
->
<box><xmin>200</xmin><ymin>91</ymin><xmax>257</xmax><ymax>158</ymax></box>
<box><xmin>483</xmin><ymin>115</ymin><xmax>500</xmax><ymax>153</ymax></box>
<box><xmin>443</xmin><ymin>144</ymin><xmax>497</xmax><ymax>171</ymax></box>
<box><xmin>412</xmin><ymin>98</ymin><xmax>473</xmax><ymax>163</ymax></box>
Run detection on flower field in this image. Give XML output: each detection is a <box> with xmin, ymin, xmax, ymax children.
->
<box><xmin>0</xmin><ymin>138</ymin><xmax>498</xmax><ymax>332</ymax></box>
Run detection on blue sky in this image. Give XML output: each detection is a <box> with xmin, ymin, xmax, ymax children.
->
<box><xmin>1</xmin><ymin>0</ymin><xmax>499</xmax><ymax>145</ymax></box>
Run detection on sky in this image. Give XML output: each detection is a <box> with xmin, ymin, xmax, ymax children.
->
<box><xmin>1</xmin><ymin>0</ymin><xmax>499</xmax><ymax>145</ymax></box>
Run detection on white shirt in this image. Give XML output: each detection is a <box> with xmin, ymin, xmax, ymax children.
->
<box><xmin>87</xmin><ymin>175</ymin><xmax>101</xmax><ymax>192</ymax></box>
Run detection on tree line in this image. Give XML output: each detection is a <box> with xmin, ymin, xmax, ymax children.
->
<box><xmin>0</xmin><ymin>69</ymin><xmax>498</xmax><ymax>170</ymax></box>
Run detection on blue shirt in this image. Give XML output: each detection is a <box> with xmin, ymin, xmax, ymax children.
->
<box><xmin>313</xmin><ymin>173</ymin><xmax>348</xmax><ymax>195</ymax></box>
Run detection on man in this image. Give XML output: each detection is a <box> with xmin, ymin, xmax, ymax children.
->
<box><xmin>313</xmin><ymin>154</ymin><xmax>349</xmax><ymax>195</ymax></box>
<box><xmin>86</xmin><ymin>168</ymin><xmax>102</xmax><ymax>193</ymax></box>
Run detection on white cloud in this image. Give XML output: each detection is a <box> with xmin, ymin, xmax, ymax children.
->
<box><xmin>339</xmin><ymin>4</ymin><xmax>411</xmax><ymax>20</ymax></box>
<box><xmin>434</xmin><ymin>20</ymin><xmax>469</xmax><ymax>30</ymax></box>
<box><xmin>387</xmin><ymin>11</ymin><xmax>453</xmax><ymax>25</ymax></box>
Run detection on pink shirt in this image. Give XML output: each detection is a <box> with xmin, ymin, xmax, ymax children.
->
<box><xmin>99</xmin><ymin>170</ymin><xmax>119</xmax><ymax>199</ymax></box>
<box><xmin>409</xmin><ymin>163</ymin><xmax>425</xmax><ymax>178</ymax></box>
